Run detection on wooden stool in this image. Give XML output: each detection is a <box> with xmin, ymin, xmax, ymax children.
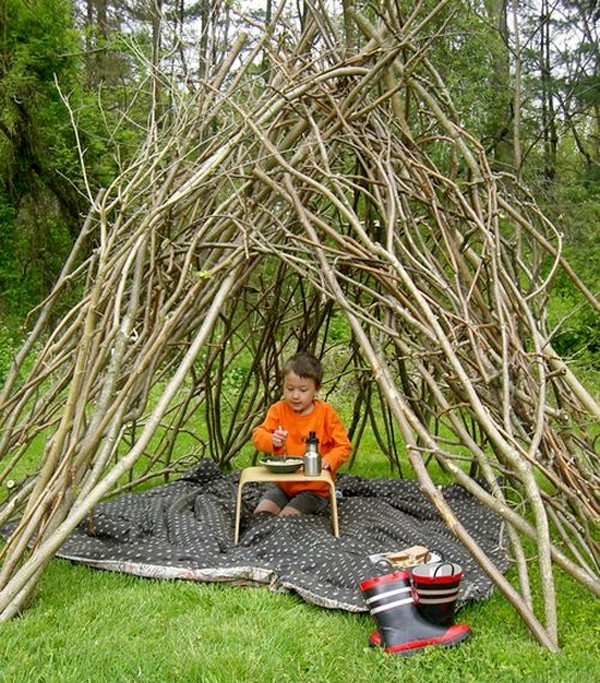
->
<box><xmin>234</xmin><ymin>466</ymin><xmax>339</xmax><ymax>544</ymax></box>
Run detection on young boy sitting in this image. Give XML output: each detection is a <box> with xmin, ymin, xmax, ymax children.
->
<box><xmin>252</xmin><ymin>351</ymin><xmax>352</xmax><ymax>516</ymax></box>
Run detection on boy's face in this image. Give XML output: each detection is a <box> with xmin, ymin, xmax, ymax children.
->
<box><xmin>283</xmin><ymin>370</ymin><xmax>318</xmax><ymax>415</ymax></box>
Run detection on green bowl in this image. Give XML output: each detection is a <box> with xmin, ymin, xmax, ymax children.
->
<box><xmin>259</xmin><ymin>457</ymin><xmax>304</xmax><ymax>473</ymax></box>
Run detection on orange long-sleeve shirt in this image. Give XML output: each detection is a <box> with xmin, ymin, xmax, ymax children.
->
<box><xmin>252</xmin><ymin>399</ymin><xmax>352</xmax><ymax>498</ymax></box>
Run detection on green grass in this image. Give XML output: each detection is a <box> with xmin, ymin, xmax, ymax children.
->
<box><xmin>2</xmin><ymin>412</ymin><xmax>599</xmax><ymax>682</ymax></box>
<box><xmin>0</xmin><ymin>555</ymin><xmax>598</xmax><ymax>683</ymax></box>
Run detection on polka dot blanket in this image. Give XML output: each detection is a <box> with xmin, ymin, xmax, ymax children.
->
<box><xmin>56</xmin><ymin>459</ymin><xmax>509</xmax><ymax>612</ymax></box>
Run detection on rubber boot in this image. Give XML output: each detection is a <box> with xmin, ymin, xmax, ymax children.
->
<box><xmin>411</xmin><ymin>561</ymin><xmax>463</xmax><ymax>626</ymax></box>
<box><xmin>360</xmin><ymin>570</ymin><xmax>471</xmax><ymax>656</ymax></box>
<box><xmin>366</xmin><ymin>563</ymin><xmax>468</xmax><ymax>647</ymax></box>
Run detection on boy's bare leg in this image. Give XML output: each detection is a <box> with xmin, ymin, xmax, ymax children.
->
<box><xmin>279</xmin><ymin>506</ymin><xmax>301</xmax><ymax>516</ymax></box>
<box><xmin>254</xmin><ymin>499</ymin><xmax>281</xmax><ymax>515</ymax></box>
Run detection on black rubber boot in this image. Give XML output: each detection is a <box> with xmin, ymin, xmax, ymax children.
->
<box><xmin>360</xmin><ymin>570</ymin><xmax>471</xmax><ymax>656</ymax></box>
<box><xmin>411</xmin><ymin>561</ymin><xmax>463</xmax><ymax>626</ymax></box>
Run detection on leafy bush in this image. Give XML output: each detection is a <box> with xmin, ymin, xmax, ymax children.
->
<box><xmin>0</xmin><ymin>325</ymin><xmax>19</xmax><ymax>383</ymax></box>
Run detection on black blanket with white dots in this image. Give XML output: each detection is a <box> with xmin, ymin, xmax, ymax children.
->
<box><xmin>56</xmin><ymin>459</ymin><xmax>509</xmax><ymax>612</ymax></box>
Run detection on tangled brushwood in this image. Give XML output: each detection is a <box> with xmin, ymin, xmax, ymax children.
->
<box><xmin>0</xmin><ymin>3</ymin><xmax>598</xmax><ymax>650</ymax></box>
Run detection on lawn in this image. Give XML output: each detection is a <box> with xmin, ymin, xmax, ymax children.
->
<box><xmin>0</xmin><ymin>480</ymin><xmax>598</xmax><ymax>683</ymax></box>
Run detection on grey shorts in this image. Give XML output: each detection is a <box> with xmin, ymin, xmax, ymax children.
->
<box><xmin>261</xmin><ymin>485</ymin><xmax>329</xmax><ymax>514</ymax></box>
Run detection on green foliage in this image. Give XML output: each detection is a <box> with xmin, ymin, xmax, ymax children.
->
<box><xmin>0</xmin><ymin>0</ymin><xmax>147</xmax><ymax>319</ymax></box>
<box><xmin>550</xmin><ymin>292</ymin><xmax>600</xmax><ymax>365</ymax></box>
<box><xmin>0</xmin><ymin>193</ymin><xmax>75</xmax><ymax>318</ymax></box>
<box><xmin>0</xmin><ymin>324</ymin><xmax>19</xmax><ymax>383</ymax></box>
<box><xmin>0</xmin><ymin>1</ymin><xmax>85</xmax><ymax>317</ymax></box>
<box><xmin>0</xmin><ymin>0</ymin><xmax>83</xmax><ymax>187</ymax></box>
<box><xmin>548</xmin><ymin>303</ymin><xmax>600</xmax><ymax>382</ymax></box>
<box><xmin>0</xmin><ymin>192</ymin><xmax>17</xmax><ymax>314</ymax></box>
<box><xmin>535</xmin><ymin>170</ymin><xmax>600</xmax><ymax>370</ymax></box>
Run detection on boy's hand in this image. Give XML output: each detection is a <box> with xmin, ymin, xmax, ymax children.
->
<box><xmin>273</xmin><ymin>425</ymin><xmax>288</xmax><ymax>451</ymax></box>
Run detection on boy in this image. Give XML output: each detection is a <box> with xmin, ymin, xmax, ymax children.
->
<box><xmin>252</xmin><ymin>351</ymin><xmax>352</xmax><ymax>516</ymax></box>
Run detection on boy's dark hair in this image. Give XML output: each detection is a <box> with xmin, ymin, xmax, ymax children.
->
<box><xmin>283</xmin><ymin>351</ymin><xmax>323</xmax><ymax>388</ymax></box>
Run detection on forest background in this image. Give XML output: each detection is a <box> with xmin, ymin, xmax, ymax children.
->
<box><xmin>0</xmin><ymin>0</ymin><xmax>599</xmax><ymax>681</ymax></box>
<box><xmin>1</xmin><ymin>0</ymin><xmax>598</xmax><ymax>377</ymax></box>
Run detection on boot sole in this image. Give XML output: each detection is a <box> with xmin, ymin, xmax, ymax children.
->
<box><xmin>369</xmin><ymin>624</ymin><xmax>472</xmax><ymax>655</ymax></box>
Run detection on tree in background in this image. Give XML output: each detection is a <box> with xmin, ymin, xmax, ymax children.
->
<box><xmin>1</xmin><ymin>0</ymin><xmax>597</xmax><ymax>325</ymax></box>
<box><xmin>517</xmin><ymin>0</ymin><xmax>600</xmax><ymax>363</ymax></box>
<box><xmin>0</xmin><ymin>0</ymin><xmax>165</xmax><ymax>319</ymax></box>
<box><xmin>0</xmin><ymin>0</ymin><xmax>86</xmax><ymax>316</ymax></box>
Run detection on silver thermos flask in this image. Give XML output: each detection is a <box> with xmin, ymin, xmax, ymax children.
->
<box><xmin>304</xmin><ymin>431</ymin><xmax>321</xmax><ymax>476</ymax></box>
